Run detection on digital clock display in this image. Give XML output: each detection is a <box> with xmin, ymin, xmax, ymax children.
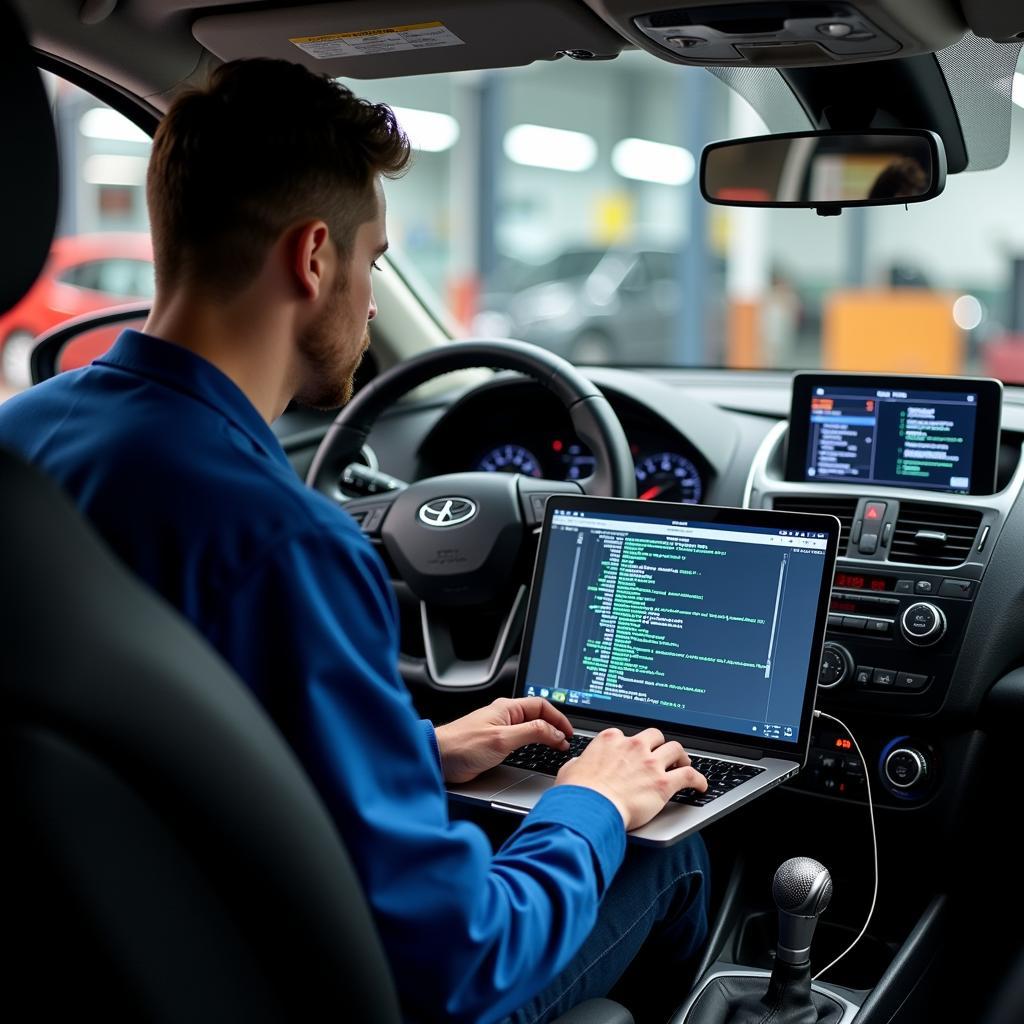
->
<box><xmin>834</xmin><ymin>572</ymin><xmax>893</xmax><ymax>592</ymax></box>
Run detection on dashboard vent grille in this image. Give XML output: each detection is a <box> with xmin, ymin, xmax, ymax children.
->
<box><xmin>890</xmin><ymin>502</ymin><xmax>982</xmax><ymax>567</ymax></box>
<box><xmin>770</xmin><ymin>496</ymin><xmax>857</xmax><ymax>550</ymax></box>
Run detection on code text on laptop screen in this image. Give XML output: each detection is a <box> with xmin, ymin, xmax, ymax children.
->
<box><xmin>523</xmin><ymin>510</ymin><xmax>829</xmax><ymax>743</ymax></box>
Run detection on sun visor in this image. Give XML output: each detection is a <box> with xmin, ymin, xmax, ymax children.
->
<box><xmin>192</xmin><ymin>0</ymin><xmax>625</xmax><ymax>79</ymax></box>
<box><xmin>581</xmin><ymin>1</ymin><xmax>968</xmax><ymax>68</ymax></box>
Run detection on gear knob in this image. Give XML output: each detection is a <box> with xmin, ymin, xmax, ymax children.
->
<box><xmin>772</xmin><ymin>857</ymin><xmax>832</xmax><ymax>966</ymax></box>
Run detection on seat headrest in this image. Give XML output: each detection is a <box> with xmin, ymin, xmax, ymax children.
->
<box><xmin>0</xmin><ymin>1</ymin><xmax>59</xmax><ymax>314</ymax></box>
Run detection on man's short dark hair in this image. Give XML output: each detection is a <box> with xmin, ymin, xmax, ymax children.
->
<box><xmin>147</xmin><ymin>59</ymin><xmax>411</xmax><ymax>295</ymax></box>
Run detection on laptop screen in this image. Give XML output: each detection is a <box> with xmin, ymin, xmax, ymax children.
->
<box><xmin>517</xmin><ymin>497</ymin><xmax>839</xmax><ymax>756</ymax></box>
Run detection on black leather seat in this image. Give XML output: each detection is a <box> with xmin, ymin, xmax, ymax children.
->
<box><xmin>0</xmin><ymin>4</ymin><xmax>632</xmax><ymax>1020</ymax></box>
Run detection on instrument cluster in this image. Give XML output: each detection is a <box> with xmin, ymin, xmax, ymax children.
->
<box><xmin>474</xmin><ymin>438</ymin><xmax>704</xmax><ymax>504</ymax></box>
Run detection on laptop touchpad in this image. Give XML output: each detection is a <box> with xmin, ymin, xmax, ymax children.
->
<box><xmin>490</xmin><ymin>775</ymin><xmax>552</xmax><ymax>809</ymax></box>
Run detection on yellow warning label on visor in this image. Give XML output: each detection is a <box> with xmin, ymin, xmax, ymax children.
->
<box><xmin>290</xmin><ymin>21</ymin><xmax>465</xmax><ymax>59</ymax></box>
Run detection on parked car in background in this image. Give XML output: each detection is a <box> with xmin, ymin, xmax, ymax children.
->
<box><xmin>472</xmin><ymin>247</ymin><xmax>683</xmax><ymax>364</ymax></box>
<box><xmin>0</xmin><ymin>232</ymin><xmax>153</xmax><ymax>386</ymax></box>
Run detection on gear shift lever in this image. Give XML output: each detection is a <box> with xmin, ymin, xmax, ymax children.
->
<box><xmin>679</xmin><ymin>858</ymin><xmax>844</xmax><ymax>1024</ymax></box>
<box><xmin>773</xmin><ymin>857</ymin><xmax>833</xmax><ymax>966</ymax></box>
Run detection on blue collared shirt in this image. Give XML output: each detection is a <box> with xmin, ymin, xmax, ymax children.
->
<box><xmin>0</xmin><ymin>330</ymin><xmax>625</xmax><ymax>1023</ymax></box>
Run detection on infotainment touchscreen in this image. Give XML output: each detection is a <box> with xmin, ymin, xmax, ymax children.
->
<box><xmin>785</xmin><ymin>374</ymin><xmax>1002</xmax><ymax>495</ymax></box>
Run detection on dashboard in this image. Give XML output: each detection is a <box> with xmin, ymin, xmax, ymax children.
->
<box><xmin>274</xmin><ymin>361</ymin><xmax>1024</xmax><ymax>1003</ymax></box>
<box><xmin>278</xmin><ymin>364</ymin><xmax>1024</xmax><ymax>833</ymax></box>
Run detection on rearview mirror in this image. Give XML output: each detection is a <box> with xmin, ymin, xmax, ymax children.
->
<box><xmin>700</xmin><ymin>129</ymin><xmax>946</xmax><ymax>216</ymax></box>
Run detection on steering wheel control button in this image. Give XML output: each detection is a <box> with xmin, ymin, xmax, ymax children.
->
<box><xmin>885</xmin><ymin>748</ymin><xmax>928</xmax><ymax>789</ymax></box>
<box><xmin>895</xmin><ymin>672</ymin><xmax>929</xmax><ymax>692</ymax></box>
<box><xmin>417</xmin><ymin>497</ymin><xmax>477</xmax><ymax>528</ymax></box>
<box><xmin>939</xmin><ymin>578</ymin><xmax>975</xmax><ymax>598</ymax></box>
<box><xmin>901</xmin><ymin>602</ymin><xmax>946</xmax><ymax>646</ymax></box>
<box><xmin>854</xmin><ymin>665</ymin><xmax>874</xmax><ymax>687</ymax></box>
<box><xmin>872</xmin><ymin>668</ymin><xmax>896</xmax><ymax>688</ymax></box>
<box><xmin>818</xmin><ymin>643</ymin><xmax>853</xmax><ymax>688</ymax></box>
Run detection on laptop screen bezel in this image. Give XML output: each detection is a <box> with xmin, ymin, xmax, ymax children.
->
<box><xmin>514</xmin><ymin>495</ymin><xmax>840</xmax><ymax>759</ymax></box>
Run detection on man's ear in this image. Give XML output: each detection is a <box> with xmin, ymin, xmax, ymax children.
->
<box><xmin>290</xmin><ymin>220</ymin><xmax>332</xmax><ymax>301</ymax></box>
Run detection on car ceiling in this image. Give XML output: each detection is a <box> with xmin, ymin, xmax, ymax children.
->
<box><xmin>14</xmin><ymin>1</ymin><xmax>1024</xmax><ymax>172</ymax></box>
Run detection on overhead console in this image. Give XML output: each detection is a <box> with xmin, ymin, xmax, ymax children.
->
<box><xmin>584</xmin><ymin>0</ymin><xmax>967</xmax><ymax>67</ymax></box>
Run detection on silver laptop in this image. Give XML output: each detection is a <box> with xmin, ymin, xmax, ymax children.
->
<box><xmin>448</xmin><ymin>495</ymin><xmax>840</xmax><ymax>846</ymax></box>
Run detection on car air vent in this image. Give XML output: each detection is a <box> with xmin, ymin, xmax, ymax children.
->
<box><xmin>770</xmin><ymin>496</ymin><xmax>857</xmax><ymax>549</ymax></box>
<box><xmin>890</xmin><ymin>502</ymin><xmax>982</xmax><ymax>567</ymax></box>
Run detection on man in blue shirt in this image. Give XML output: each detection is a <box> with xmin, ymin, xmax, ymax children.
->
<box><xmin>0</xmin><ymin>60</ymin><xmax>709</xmax><ymax>1023</ymax></box>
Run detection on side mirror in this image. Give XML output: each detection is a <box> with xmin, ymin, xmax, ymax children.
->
<box><xmin>700</xmin><ymin>129</ymin><xmax>946</xmax><ymax>216</ymax></box>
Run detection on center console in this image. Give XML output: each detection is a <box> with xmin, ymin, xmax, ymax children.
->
<box><xmin>744</xmin><ymin>374</ymin><xmax>1023</xmax><ymax>809</ymax></box>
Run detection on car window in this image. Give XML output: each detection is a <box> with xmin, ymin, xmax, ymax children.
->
<box><xmin>353</xmin><ymin>49</ymin><xmax>1024</xmax><ymax>377</ymax></box>
<box><xmin>0</xmin><ymin>72</ymin><xmax>152</xmax><ymax>397</ymax></box>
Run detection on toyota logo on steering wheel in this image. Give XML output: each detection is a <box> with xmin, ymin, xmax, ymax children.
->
<box><xmin>417</xmin><ymin>497</ymin><xmax>477</xmax><ymax>528</ymax></box>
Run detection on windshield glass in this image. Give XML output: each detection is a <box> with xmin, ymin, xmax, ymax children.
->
<box><xmin>353</xmin><ymin>50</ymin><xmax>1024</xmax><ymax>380</ymax></box>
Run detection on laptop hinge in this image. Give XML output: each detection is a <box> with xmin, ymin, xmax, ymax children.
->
<box><xmin>567</xmin><ymin>715</ymin><xmax>770</xmax><ymax>761</ymax></box>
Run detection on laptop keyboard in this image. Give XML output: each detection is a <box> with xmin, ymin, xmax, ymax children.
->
<box><xmin>502</xmin><ymin>737</ymin><xmax>766</xmax><ymax>807</ymax></box>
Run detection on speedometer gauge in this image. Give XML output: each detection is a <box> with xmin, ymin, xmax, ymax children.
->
<box><xmin>478</xmin><ymin>444</ymin><xmax>544</xmax><ymax>477</ymax></box>
<box><xmin>635</xmin><ymin>452</ymin><xmax>703</xmax><ymax>504</ymax></box>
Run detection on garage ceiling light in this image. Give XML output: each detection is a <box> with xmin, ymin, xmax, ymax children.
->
<box><xmin>390</xmin><ymin>106</ymin><xmax>460</xmax><ymax>153</ymax></box>
<box><xmin>83</xmin><ymin>154</ymin><xmax>149</xmax><ymax>186</ymax></box>
<box><xmin>80</xmin><ymin>107</ymin><xmax>149</xmax><ymax>143</ymax></box>
<box><xmin>504</xmin><ymin>124</ymin><xmax>597</xmax><ymax>172</ymax></box>
<box><xmin>952</xmin><ymin>294</ymin><xmax>983</xmax><ymax>331</ymax></box>
<box><xmin>612</xmin><ymin>138</ymin><xmax>695</xmax><ymax>186</ymax></box>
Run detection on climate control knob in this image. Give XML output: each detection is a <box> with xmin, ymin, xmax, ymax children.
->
<box><xmin>884</xmin><ymin>747</ymin><xmax>929</xmax><ymax>789</ymax></box>
<box><xmin>818</xmin><ymin>642</ymin><xmax>854</xmax><ymax>689</ymax></box>
<box><xmin>900</xmin><ymin>602</ymin><xmax>946</xmax><ymax>646</ymax></box>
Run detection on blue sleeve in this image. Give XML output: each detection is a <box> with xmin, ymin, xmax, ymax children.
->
<box><xmin>208</xmin><ymin>525</ymin><xmax>626</xmax><ymax>1024</ymax></box>
<box><xmin>421</xmin><ymin>718</ymin><xmax>443</xmax><ymax>770</ymax></box>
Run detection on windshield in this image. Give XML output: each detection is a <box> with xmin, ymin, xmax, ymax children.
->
<box><xmin>355</xmin><ymin>50</ymin><xmax>1024</xmax><ymax>379</ymax></box>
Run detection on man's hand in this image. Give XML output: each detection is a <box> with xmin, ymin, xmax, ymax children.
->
<box><xmin>434</xmin><ymin>697</ymin><xmax>573</xmax><ymax>784</ymax></box>
<box><xmin>556</xmin><ymin>728</ymin><xmax>707</xmax><ymax>831</ymax></box>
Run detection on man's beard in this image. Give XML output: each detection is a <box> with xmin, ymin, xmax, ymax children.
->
<box><xmin>294</xmin><ymin>292</ymin><xmax>369</xmax><ymax>410</ymax></box>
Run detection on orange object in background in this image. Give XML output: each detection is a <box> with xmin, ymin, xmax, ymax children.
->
<box><xmin>725</xmin><ymin>299</ymin><xmax>761</xmax><ymax>368</ymax></box>
<box><xmin>823</xmin><ymin>289</ymin><xmax>964</xmax><ymax>374</ymax></box>
<box><xmin>447</xmin><ymin>275</ymin><xmax>479</xmax><ymax>333</ymax></box>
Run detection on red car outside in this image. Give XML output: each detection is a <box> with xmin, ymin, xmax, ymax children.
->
<box><xmin>0</xmin><ymin>232</ymin><xmax>153</xmax><ymax>387</ymax></box>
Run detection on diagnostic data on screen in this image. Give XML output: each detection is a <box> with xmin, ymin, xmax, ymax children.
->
<box><xmin>804</xmin><ymin>385</ymin><xmax>978</xmax><ymax>492</ymax></box>
<box><xmin>522</xmin><ymin>511</ymin><xmax>828</xmax><ymax>743</ymax></box>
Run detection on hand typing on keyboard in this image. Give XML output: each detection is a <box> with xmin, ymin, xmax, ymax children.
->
<box><xmin>555</xmin><ymin>728</ymin><xmax>708</xmax><ymax>831</ymax></box>
<box><xmin>434</xmin><ymin>696</ymin><xmax>574</xmax><ymax>784</ymax></box>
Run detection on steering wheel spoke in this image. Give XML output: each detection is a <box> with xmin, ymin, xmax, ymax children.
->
<box><xmin>420</xmin><ymin>585</ymin><xmax>529</xmax><ymax>688</ymax></box>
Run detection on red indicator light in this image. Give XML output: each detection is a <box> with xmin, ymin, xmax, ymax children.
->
<box><xmin>866</xmin><ymin>506</ymin><xmax>879</xmax><ymax>520</ymax></box>
<box><xmin>870</xmin><ymin>579</ymin><xmax>886</xmax><ymax>591</ymax></box>
<box><xmin>839</xmin><ymin>783</ymin><xmax>846</xmax><ymax>794</ymax></box>
<box><xmin>835</xmin><ymin>738</ymin><xmax>852</xmax><ymax>750</ymax></box>
<box><xmin>552</xmin><ymin>439</ymin><xmax>564</xmax><ymax>452</ymax></box>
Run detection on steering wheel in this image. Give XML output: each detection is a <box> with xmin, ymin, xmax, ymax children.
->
<box><xmin>307</xmin><ymin>339</ymin><xmax>635</xmax><ymax>690</ymax></box>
